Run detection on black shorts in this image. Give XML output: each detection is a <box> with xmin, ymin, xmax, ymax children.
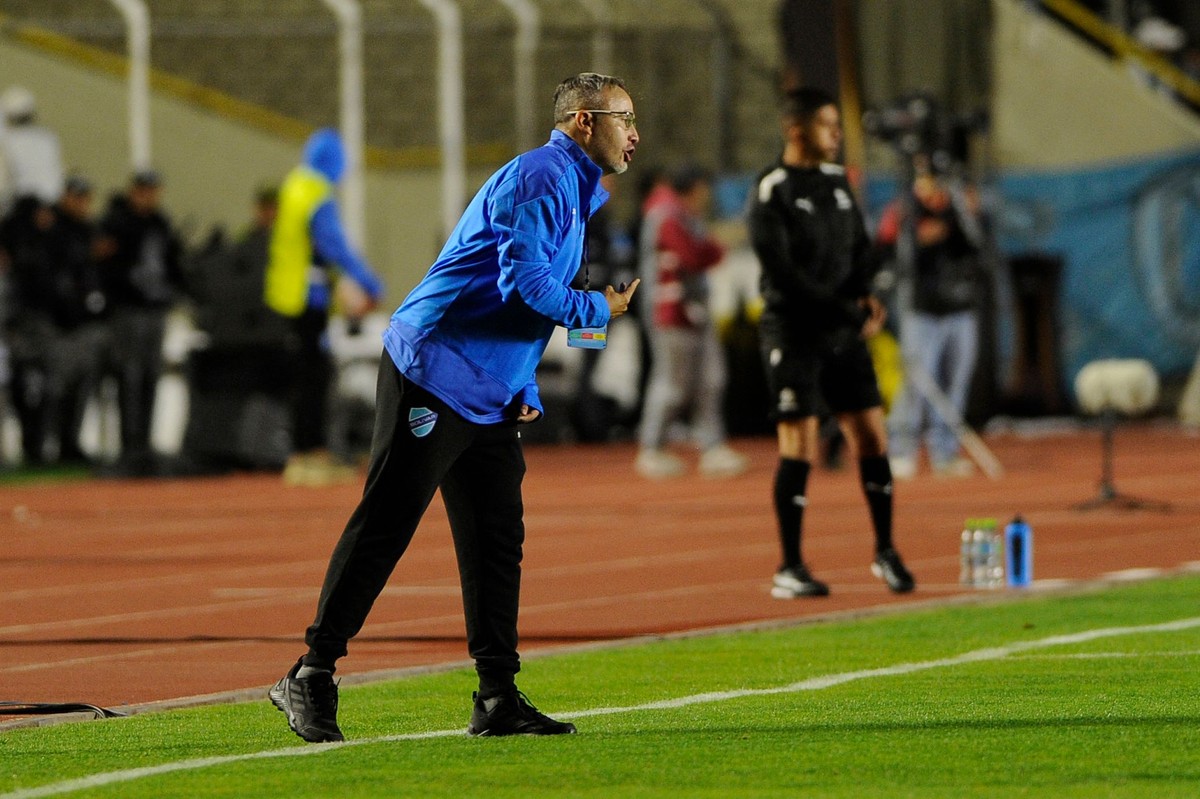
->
<box><xmin>759</xmin><ymin>319</ymin><xmax>882</xmax><ymax>421</ymax></box>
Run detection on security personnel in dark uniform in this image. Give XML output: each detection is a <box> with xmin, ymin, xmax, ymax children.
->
<box><xmin>748</xmin><ymin>87</ymin><xmax>915</xmax><ymax>598</ymax></box>
<box><xmin>0</xmin><ymin>196</ymin><xmax>58</xmax><ymax>464</ymax></box>
<box><xmin>97</xmin><ymin>170</ymin><xmax>185</xmax><ymax>474</ymax></box>
<box><xmin>48</xmin><ymin>176</ymin><xmax>109</xmax><ymax>464</ymax></box>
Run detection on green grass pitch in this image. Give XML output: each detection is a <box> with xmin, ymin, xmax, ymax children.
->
<box><xmin>2</xmin><ymin>575</ymin><xmax>1198</xmax><ymax>798</ymax></box>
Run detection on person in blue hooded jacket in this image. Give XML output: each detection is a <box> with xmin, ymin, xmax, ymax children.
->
<box><xmin>269</xmin><ymin>73</ymin><xmax>640</xmax><ymax>742</ymax></box>
<box><xmin>265</xmin><ymin>127</ymin><xmax>384</xmax><ymax>485</ymax></box>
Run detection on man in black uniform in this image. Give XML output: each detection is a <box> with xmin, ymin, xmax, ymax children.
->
<box><xmin>748</xmin><ymin>87</ymin><xmax>915</xmax><ymax>598</ymax></box>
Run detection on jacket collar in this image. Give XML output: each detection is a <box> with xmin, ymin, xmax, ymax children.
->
<box><xmin>548</xmin><ymin>129</ymin><xmax>608</xmax><ymax>210</ymax></box>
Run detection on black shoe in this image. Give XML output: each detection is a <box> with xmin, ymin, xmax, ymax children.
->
<box><xmin>872</xmin><ymin>548</ymin><xmax>915</xmax><ymax>593</ymax></box>
<box><xmin>467</xmin><ymin>690</ymin><xmax>577</xmax><ymax>737</ymax></box>
<box><xmin>268</xmin><ymin>659</ymin><xmax>344</xmax><ymax>743</ymax></box>
<box><xmin>771</xmin><ymin>564</ymin><xmax>830</xmax><ymax>598</ymax></box>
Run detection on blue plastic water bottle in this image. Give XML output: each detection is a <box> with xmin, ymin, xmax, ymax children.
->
<box><xmin>1004</xmin><ymin>516</ymin><xmax>1033</xmax><ymax>587</ymax></box>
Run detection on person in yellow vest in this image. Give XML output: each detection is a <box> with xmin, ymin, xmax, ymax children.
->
<box><xmin>266</xmin><ymin>128</ymin><xmax>384</xmax><ymax>486</ymax></box>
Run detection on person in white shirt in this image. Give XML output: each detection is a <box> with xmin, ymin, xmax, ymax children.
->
<box><xmin>0</xmin><ymin>86</ymin><xmax>64</xmax><ymax>213</ymax></box>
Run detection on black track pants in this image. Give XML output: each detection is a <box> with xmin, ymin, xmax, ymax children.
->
<box><xmin>305</xmin><ymin>358</ymin><xmax>526</xmax><ymax>683</ymax></box>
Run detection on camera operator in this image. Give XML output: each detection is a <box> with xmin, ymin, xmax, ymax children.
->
<box><xmin>878</xmin><ymin>155</ymin><xmax>988</xmax><ymax>479</ymax></box>
<box><xmin>868</xmin><ymin>96</ymin><xmax>989</xmax><ymax>478</ymax></box>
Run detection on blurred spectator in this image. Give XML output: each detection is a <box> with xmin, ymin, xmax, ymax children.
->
<box><xmin>0</xmin><ymin>175</ymin><xmax>106</xmax><ymax>466</ymax></box>
<box><xmin>187</xmin><ymin>185</ymin><xmax>285</xmax><ymax>348</ymax></box>
<box><xmin>246</xmin><ymin>185</ymin><xmax>278</xmax><ymax>239</ymax></box>
<box><xmin>46</xmin><ymin>176</ymin><xmax>109</xmax><ymax>464</ymax></box>
<box><xmin>635</xmin><ymin>164</ymin><xmax>747</xmax><ymax>479</ymax></box>
<box><xmin>0</xmin><ymin>86</ymin><xmax>64</xmax><ymax>213</ymax></box>
<box><xmin>1132</xmin><ymin>0</ymin><xmax>1188</xmax><ymax>54</ymax></box>
<box><xmin>0</xmin><ymin>196</ymin><xmax>58</xmax><ymax>463</ymax></box>
<box><xmin>234</xmin><ymin>185</ymin><xmax>278</xmax><ymax>285</ymax></box>
<box><xmin>0</xmin><ymin>86</ymin><xmax>66</xmax><ymax>455</ymax></box>
<box><xmin>97</xmin><ymin>170</ymin><xmax>185</xmax><ymax>475</ymax></box>
<box><xmin>625</xmin><ymin>166</ymin><xmax>670</xmax><ymax>425</ymax></box>
<box><xmin>180</xmin><ymin>187</ymin><xmax>294</xmax><ymax>474</ymax></box>
<box><xmin>876</xmin><ymin>161</ymin><xmax>986</xmax><ymax>479</ymax></box>
<box><xmin>264</xmin><ymin>128</ymin><xmax>384</xmax><ymax>486</ymax></box>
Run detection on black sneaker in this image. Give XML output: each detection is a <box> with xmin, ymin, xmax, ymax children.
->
<box><xmin>268</xmin><ymin>659</ymin><xmax>344</xmax><ymax>743</ymax></box>
<box><xmin>771</xmin><ymin>564</ymin><xmax>830</xmax><ymax>598</ymax></box>
<box><xmin>467</xmin><ymin>690</ymin><xmax>577</xmax><ymax>737</ymax></box>
<box><xmin>872</xmin><ymin>548</ymin><xmax>915</xmax><ymax>593</ymax></box>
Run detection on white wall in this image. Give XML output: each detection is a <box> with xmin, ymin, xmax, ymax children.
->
<box><xmin>992</xmin><ymin>0</ymin><xmax>1200</xmax><ymax>169</ymax></box>
<box><xmin>0</xmin><ymin>36</ymin><xmax>486</xmax><ymax>303</ymax></box>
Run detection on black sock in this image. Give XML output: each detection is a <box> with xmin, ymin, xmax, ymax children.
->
<box><xmin>859</xmin><ymin>455</ymin><xmax>894</xmax><ymax>553</ymax></box>
<box><xmin>296</xmin><ymin>663</ymin><xmax>331</xmax><ymax>679</ymax></box>
<box><xmin>774</xmin><ymin>458</ymin><xmax>811</xmax><ymax>568</ymax></box>
<box><xmin>477</xmin><ymin>671</ymin><xmax>517</xmax><ymax>700</ymax></box>
<box><xmin>301</xmin><ymin>653</ymin><xmax>336</xmax><ymax>674</ymax></box>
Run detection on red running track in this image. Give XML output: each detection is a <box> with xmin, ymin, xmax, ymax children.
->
<box><xmin>2</xmin><ymin>424</ymin><xmax>1198</xmax><ymax>725</ymax></box>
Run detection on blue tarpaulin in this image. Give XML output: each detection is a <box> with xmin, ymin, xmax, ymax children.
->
<box><xmin>997</xmin><ymin>148</ymin><xmax>1200</xmax><ymax>383</ymax></box>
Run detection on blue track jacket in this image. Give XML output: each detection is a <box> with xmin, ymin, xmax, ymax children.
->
<box><xmin>383</xmin><ymin>130</ymin><xmax>611</xmax><ymax>424</ymax></box>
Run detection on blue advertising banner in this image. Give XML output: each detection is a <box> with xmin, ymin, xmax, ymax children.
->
<box><xmin>997</xmin><ymin>149</ymin><xmax>1200</xmax><ymax>383</ymax></box>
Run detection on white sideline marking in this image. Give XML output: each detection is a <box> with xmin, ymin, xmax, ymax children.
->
<box><xmin>1010</xmin><ymin>650</ymin><xmax>1200</xmax><ymax>660</ymax></box>
<box><xmin>3</xmin><ymin>616</ymin><xmax>1199</xmax><ymax>799</ymax></box>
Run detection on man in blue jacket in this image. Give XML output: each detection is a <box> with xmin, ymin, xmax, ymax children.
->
<box><xmin>271</xmin><ymin>73</ymin><xmax>641</xmax><ymax>741</ymax></box>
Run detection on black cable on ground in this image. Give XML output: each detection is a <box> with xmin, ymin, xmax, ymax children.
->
<box><xmin>0</xmin><ymin>702</ymin><xmax>126</xmax><ymax>719</ymax></box>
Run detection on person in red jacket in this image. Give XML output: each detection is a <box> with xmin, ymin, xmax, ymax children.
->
<box><xmin>635</xmin><ymin>165</ymin><xmax>747</xmax><ymax>479</ymax></box>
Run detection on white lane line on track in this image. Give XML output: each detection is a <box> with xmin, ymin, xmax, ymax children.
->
<box><xmin>3</xmin><ymin>615</ymin><xmax>1198</xmax><ymax>799</ymax></box>
<box><xmin>0</xmin><ymin>594</ymin><xmax>317</xmax><ymax>637</ymax></box>
<box><xmin>0</xmin><ymin>538</ymin><xmax>776</xmax><ymax>605</ymax></box>
<box><xmin>0</xmin><ymin>539</ymin><xmax>783</xmax><ymax>635</ymax></box>
<box><xmin>0</xmin><ymin>559</ymin><xmax>335</xmax><ymax>603</ymax></box>
<box><xmin>2</xmin><ymin>642</ymin><xmax>235</xmax><ymax>674</ymax></box>
<box><xmin>0</xmin><ymin>559</ymin><xmax>893</xmax><ymax>638</ymax></box>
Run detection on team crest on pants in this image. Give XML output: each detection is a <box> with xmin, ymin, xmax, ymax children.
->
<box><xmin>408</xmin><ymin>407</ymin><xmax>438</xmax><ymax>437</ymax></box>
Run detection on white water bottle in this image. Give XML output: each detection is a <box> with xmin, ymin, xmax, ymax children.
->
<box><xmin>959</xmin><ymin>519</ymin><xmax>976</xmax><ymax>586</ymax></box>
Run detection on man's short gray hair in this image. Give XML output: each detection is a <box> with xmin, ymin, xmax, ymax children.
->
<box><xmin>553</xmin><ymin>73</ymin><xmax>627</xmax><ymax>123</ymax></box>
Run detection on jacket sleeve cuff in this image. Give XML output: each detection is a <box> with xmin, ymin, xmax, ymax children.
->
<box><xmin>519</xmin><ymin>381</ymin><xmax>543</xmax><ymax>417</ymax></box>
<box><xmin>589</xmin><ymin>291</ymin><xmax>612</xmax><ymax>327</ymax></box>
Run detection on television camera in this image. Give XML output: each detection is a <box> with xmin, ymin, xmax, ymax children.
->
<box><xmin>862</xmin><ymin>93</ymin><xmax>988</xmax><ymax>175</ymax></box>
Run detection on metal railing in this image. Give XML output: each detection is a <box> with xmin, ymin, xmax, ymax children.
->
<box><xmin>1038</xmin><ymin>0</ymin><xmax>1200</xmax><ymax>110</ymax></box>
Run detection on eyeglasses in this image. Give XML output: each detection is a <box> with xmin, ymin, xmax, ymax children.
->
<box><xmin>571</xmin><ymin>109</ymin><xmax>637</xmax><ymax>128</ymax></box>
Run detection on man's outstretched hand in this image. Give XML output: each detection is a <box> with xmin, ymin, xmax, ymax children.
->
<box><xmin>605</xmin><ymin>278</ymin><xmax>640</xmax><ymax>319</ymax></box>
